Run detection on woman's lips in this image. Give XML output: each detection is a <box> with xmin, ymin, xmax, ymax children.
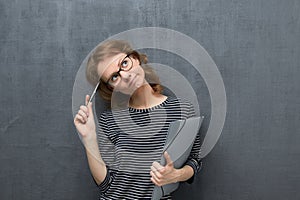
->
<box><xmin>129</xmin><ymin>75</ymin><xmax>137</xmax><ymax>88</ymax></box>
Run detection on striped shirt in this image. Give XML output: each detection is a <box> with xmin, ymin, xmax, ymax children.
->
<box><xmin>96</xmin><ymin>96</ymin><xmax>202</xmax><ymax>200</ymax></box>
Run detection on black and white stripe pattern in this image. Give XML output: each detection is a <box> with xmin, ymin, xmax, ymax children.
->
<box><xmin>96</xmin><ymin>97</ymin><xmax>202</xmax><ymax>200</ymax></box>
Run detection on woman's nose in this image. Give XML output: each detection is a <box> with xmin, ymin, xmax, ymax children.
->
<box><xmin>119</xmin><ymin>71</ymin><xmax>132</xmax><ymax>82</ymax></box>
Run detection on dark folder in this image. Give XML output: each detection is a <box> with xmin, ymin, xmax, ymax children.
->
<box><xmin>151</xmin><ymin>116</ymin><xmax>204</xmax><ymax>200</ymax></box>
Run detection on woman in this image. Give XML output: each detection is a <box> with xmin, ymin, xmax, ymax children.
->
<box><xmin>74</xmin><ymin>40</ymin><xmax>202</xmax><ymax>199</ymax></box>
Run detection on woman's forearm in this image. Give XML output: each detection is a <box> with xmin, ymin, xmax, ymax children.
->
<box><xmin>175</xmin><ymin>165</ymin><xmax>194</xmax><ymax>182</ymax></box>
<box><xmin>84</xmin><ymin>134</ymin><xmax>107</xmax><ymax>185</ymax></box>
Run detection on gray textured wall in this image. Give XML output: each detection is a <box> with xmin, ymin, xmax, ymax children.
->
<box><xmin>1</xmin><ymin>0</ymin><xmax>299</xmax><ymax>199</ymax></box>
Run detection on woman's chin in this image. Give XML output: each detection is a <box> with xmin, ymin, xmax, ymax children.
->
<box><xmin>129</xmin><ymin>82</ymin><xmax>145</xmax><ymax>95</ymax></box>
<box><xmin>135</xmin><ymin>79</ymin><xmax>144</xmax><ymax>88</ymax></box>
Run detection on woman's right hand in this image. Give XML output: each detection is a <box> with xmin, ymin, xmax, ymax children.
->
<box><xmin>74</xmin><ymin>95</ymin><xmax>96</xmax><ymax>141</ymax></box>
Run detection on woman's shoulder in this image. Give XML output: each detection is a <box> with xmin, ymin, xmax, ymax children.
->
<box><xmin>166</xmin><ymin>96</ymin><xmax>194</xmax><ymax>106</ymax></box>
<box><xmin>164</xmin><ymin>96</ymin><xmax>196</xmax><ymax>118</ymax></box>
<box><xmin>98</xmin><ymin>107</ymin><xmax>129</xmax><ymax>121</ymax></box>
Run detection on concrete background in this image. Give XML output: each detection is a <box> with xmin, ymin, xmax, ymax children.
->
<box><xmin>0</xmin><ymin>0</ymin><xmax>299</xmax><ymax>199</ymax></box>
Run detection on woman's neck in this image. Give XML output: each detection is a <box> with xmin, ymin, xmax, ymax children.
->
<box><xmin>129</xmin><ymin>84</ymin><xmax>166</xmax><ymax>109</ymax></box>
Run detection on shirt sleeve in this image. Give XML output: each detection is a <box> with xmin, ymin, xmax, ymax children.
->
<box><xmin>97</xmin><ymin>167</ymin><xmax>114</xmax><ymax>193</ymax></box>
<box><xmin>184</xmin><ymin>102</ymin><xmax>203</xmax><ymax>184</ymax></box>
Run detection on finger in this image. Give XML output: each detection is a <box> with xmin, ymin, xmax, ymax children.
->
<box><xmin>150</xmin><ymin>167</ymin><xmax>163</xmax><ymax>186</ymax></box>
<box><xmin>80</xmin><ymin>105</ymin><xmax>89</xmax><ymax>117</ymax></box>
<box><xmin>85</xmin><ymin>95</ymin><xmax>94</xmax><ymax>115</ymax></box>
<box><xmin>150</xmin><ymin>176</ymin><xmax>159</xmax><ymax>186</ymax></box>
<box><xmin>164</xmin><ymin>151</ymin><xmax>173</xmax><ymax>166</ymax></box>
<box><xmin>78</xmin><ymin>110</ymin><xmax>88</xmax><ymax>122</ymax></box>
<box><xmin>85</xmin><ymin>95</ymin><xmax>90</xmax><ymax>106</ymax></box>
<box><xmin>75</xmin><ymin>114</ymin><xmax>85</xmax><ymax>124</ymax></box>
<box><xmin>150</xmin><ymin>171</ymin><xmax>162</xmax><ymax>186</ymax></box>
<box><xmin>151</xmin><ymin>165</ymin><xmax>162</xmax><ymax>179</ymax></box>
<box><xmin>152</xmin><ymin>161</ymin><xmax>164</xmax><ymax>172</ymax></box>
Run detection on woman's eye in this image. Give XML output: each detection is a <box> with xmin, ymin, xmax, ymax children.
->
<box><xmin>121</xmin><ymin>60</ymin><xmax>128</xmax><ymax>68</ymax></box>
<box><xmin>111</xmin><ymin>74</ymin><xmax>119</xmax><ymax>82</ymax></box>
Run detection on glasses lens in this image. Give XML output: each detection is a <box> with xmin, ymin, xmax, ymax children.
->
<box><xmin>107</xmin><ymin>55</ymin><xmax>133</xmax><ymax>87</ymax></box>
<box><xmin>107</xmin><ymin>73</ymin><xmax>121</xmax><ymax>87</ymax></box>
<box><xmin>120</xmin><ymin>56</ymin><xmax>133</xmax><ymax>71</ymax></box>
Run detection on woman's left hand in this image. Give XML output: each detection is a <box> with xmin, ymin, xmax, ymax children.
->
<box><xmin>150</xmin><ymin>151</ymin><xmax>180</xmax><ymax>186</ymax></box>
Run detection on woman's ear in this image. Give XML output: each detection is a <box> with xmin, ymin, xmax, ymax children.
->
<box><xmin>131</xmin><ymin>55</ymin><xmax>141</xmax><ymax>65</ymax></box>
<box><xmin>130</xmin><ymin>51</ymin><xmax>145</xmax><ymax>65</ymax></box>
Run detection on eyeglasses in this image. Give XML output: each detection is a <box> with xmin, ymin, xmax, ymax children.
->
<box><xmin>105</xmin><ymin>54</ymin><xmax>134</xmax><ymax>87</ymax></box>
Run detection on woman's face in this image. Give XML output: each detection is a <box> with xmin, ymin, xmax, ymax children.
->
<box><xmin>97</xmin><ymin>53</ymin><xmax>146</xmax><ymax>95</ymax></box>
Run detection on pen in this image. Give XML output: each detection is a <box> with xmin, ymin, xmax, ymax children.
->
<box><xmin>87</xmin><ymin>81</ymin><xmax>100</xmax><ymax>105</ymax></box>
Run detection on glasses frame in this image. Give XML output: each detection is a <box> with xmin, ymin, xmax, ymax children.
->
<box><xmin>105</xmin><ymin>54</ymin><xmax>134</xmax><ymax>86</ymax></box>
<box><xmin>88</xmin><ymin>54</ymin><xmax>135</xmax><ymax>103</ymax></box>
